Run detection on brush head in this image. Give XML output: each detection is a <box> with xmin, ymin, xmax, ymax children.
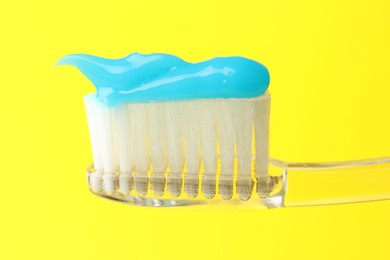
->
<box><xmin>84</xmin><ymin>93</ymin><xmax>276</xmax><ymax>205</ymax></box>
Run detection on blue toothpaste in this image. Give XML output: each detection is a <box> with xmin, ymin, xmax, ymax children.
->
<box><xmin>56</xmin><ymin>52</ymin><xmax>270</xmax><ymax>107</ymax></box>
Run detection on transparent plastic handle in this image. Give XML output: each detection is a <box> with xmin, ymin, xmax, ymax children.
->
<box><xmin>267</xmin><ymin>157</ymin><xmax>390</xmax><ymax>208</ymax></box>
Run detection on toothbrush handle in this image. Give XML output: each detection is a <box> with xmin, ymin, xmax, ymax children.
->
<box><xmin>266</xmin><ymin>157</ymin><xmax>390</xmax><ymax>208</ymax></box>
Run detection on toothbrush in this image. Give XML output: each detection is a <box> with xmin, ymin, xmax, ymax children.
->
<box><xmin>57</xmin><ymin>53</ymin><xmax>390</xmax><ymax>208</ymax></box>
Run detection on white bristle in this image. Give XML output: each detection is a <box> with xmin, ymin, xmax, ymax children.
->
<box><xmin>130</xmin><ymin>104</ymin><xmax>150</xmax><ymax>195</ymax></box>
<box><xmin>182</xmin><ymin>101</ymin><xmax>201</xmax><ymax>198</ymax></box>
<box><xmin>255</xmin><ymin>95</ymin><xmax>271</xmax><ymax>196</ymax></box>
<box><xmin>147</xmin><ymin>103</ymin><xmax>168</xmax><ymax>196</ymax></box>
<box><xmin>95</xmin><ymin>99</ymin><xmax>117</xmax><ymax>194</ymax></box>
<box><xmin>113</xmin><ymin>104</ymin><xmax>133</xmax><ymax>194</ymax></box>
<box><xmin>199</xmin><ymin>101</ymin><xmax>218</xmax><ymax>199</ymax></box>
<box><xmin>84</xmin><ymin>95</ymin><xmax>103</xmax><ymax>191</ymax></box>
<box><xmin>217</xmin><ymin>100</ymin><xmax>236</xmax><ymax>200</ymax></box>
<box><xmin>165</xmin><ymin>102</ymin><xmax>184</xmax><ymax>197</ymax></box>
<box><xmin>86</xmin><ymin>94</ymin><xmax>270</xmax><ymax>200</ymax></box>
<box><xmin>232</xmin><ymin>100</ymin><xmax>255</xmax><ymax>200</ymax></box>
<box><xmin>254</xmin><ymin>95</ymin><xmax>270</xmax><ymax>178</ymax></box>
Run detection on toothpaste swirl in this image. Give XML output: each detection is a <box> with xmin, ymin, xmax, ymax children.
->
<box><xmin>56</xmin><ymin>52</ymin><xmax>270</xmax><ymax>107</ymax></box>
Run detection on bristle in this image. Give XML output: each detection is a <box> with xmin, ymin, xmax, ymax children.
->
<box><xmin>232</xmin><ymin>100</ymin><xmax>255</xmax><ymax>200</ymax></box>
<box><xmin>86</xmin><ymin>94</ymin><xmax>270</xmax><ymax>200</ymax></box>
<box><xmin>113</xmin><ymin>104</ymin><xmax>133</xmax><ymax>194</ymax></box>
<box><xmin>147</xmin><ymin>103</ymin><xmax>168</xmax><ymax>196</ymax></box>
<box><xmin>165</xmin><ymin>102</ymin><xmax>184</xmax><ymax>197</ymax></box>
<box><xmin>254</xmin><ymin>95</ymin><xmax>271</xmax><ymax>196</ymax></box>
<box><xmin>182</xmin><ymin>101</ymin><xmax>201</xmax><ymax>198</ymax></box>
<box><xmin>199</xmin><ymin>101</ymin><xmax>217</xmax><ymax>199</ymax></box>
<box><xmin>95</xmin><ymin>100</ymin><xmax>117</xmax><ymax>194</ymax></box>
<box><xmin>84</xmin><ymin>95</ymin><xmax>103</xmax><ymax>191</ymax></box>
<box><xmin>130</xmin><ymin>104</ymin><xmax>150</xmax><ymax>195</ymax></box>
<box><xmin>217</xmin><ymin>100</ymin><xmax>236</xmax><ymax>200</ymax></box>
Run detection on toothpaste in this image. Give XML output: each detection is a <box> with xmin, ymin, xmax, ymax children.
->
<box><xmin>56</xmin><ymin>52</ymin><xmax>270</xmax><ymax>107</ymax></box>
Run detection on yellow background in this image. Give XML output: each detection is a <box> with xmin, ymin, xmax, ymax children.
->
<box><xmin>1</xmin><ymin>0</ymin><xmax>390</xmax><ymax>259</ymax></box>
